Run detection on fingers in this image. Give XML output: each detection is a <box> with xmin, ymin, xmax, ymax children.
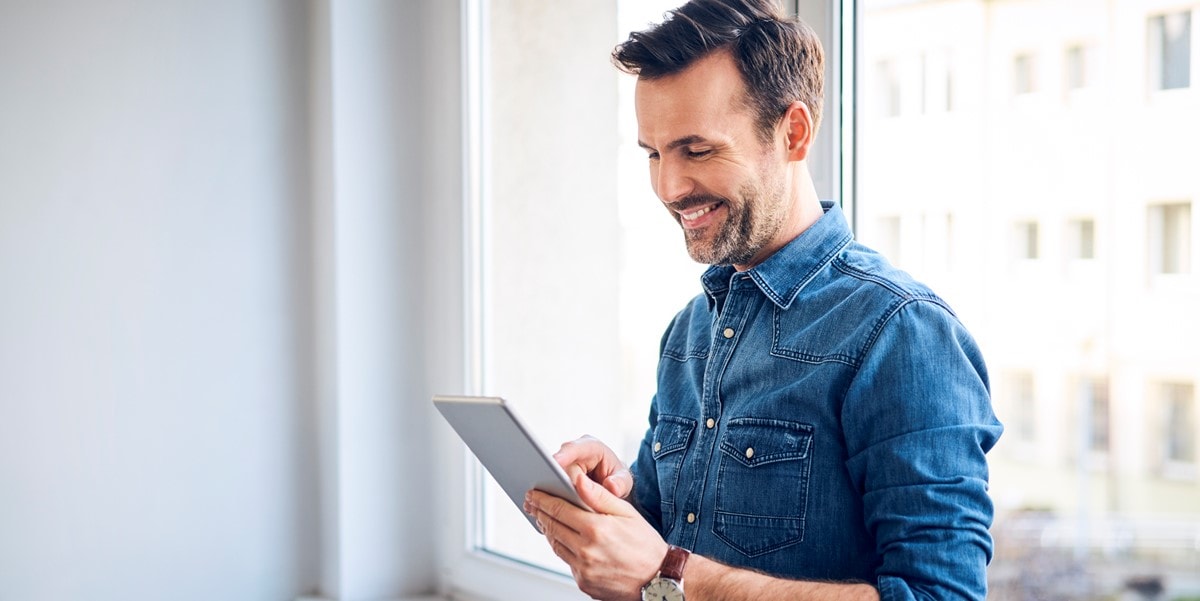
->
<box><xmin>529</xmin><ymin>481</ymin><xmax>668</xmax><ymax>601</ymax></box>
<box><xmin>526</xmin><ymin>489</ymin><xmax>583</xmax><ymax>535</ymax></box>
<box><xmin>553</xmin><ymin>435</ymin><xmax>606</xmax><ymax>470</ymax></box>
<box><xmin>564</xmin><ymin>462</ymin><xmax>585</xmax><ymax>484</ymax></box>
<box><xmin>554</xmin><ymin>436</ymin><xmax>632</xmax><ymax>499</ymax></box>
<box><xmin>573</xmin><ymin>470</ymin><xmax>638</xmax><ymax>518</ymax></box>
<box><xmin>603</xmin><ymin>468</ymin><xmax>634</xmax><ymax>498</ymax></box>
<box><xmin>526</xmin><ymin>490</ymin><xmax>587</xmax><ymax>558</ymax></box>
<box><xmin>548</xmin><ymin>536</ymin><xmax>578</xmax><ymax>567</ymax></box>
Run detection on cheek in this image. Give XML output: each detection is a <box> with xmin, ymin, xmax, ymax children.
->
<box><xmin>714</xmin><ymin>167</ymin><xmax>756</xmax><ymax>199</ymax></box>
<box><xmin>647</xmin><ymin>169</ymin><xmax>663</xmax><ymax>200</ymax></box>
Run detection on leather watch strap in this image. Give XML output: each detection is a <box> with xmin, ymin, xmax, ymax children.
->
<box><xmin>659</xmin><ymin>545</ymin><xmax>690</xmax><ymax>581</ymax></box>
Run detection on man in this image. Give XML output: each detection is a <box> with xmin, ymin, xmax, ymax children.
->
<box><xmin>523</xmin><ymin>1</ymin><xmax>1002</xmax><ymax>599</ymax></box>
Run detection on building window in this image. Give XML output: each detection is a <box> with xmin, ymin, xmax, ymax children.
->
<box><xmin>1014</xmin><ymin>53</ymin><xmax>1035</xmax><ymax>95</ymax></box>
<box><xmin>1162</xmin><ymin>382</ymin><xmax>1196</xmax><ymax>465</ymax></box>
<box><xmin>920</xmin><ymin>50</ymin><xmax>953</xmax><ymax>113</ymax></box>
<box><xmin>1082</xmin><ymin>377</ymin><xmax>1110</xmax><ymax>453</ymax></box>
<box><xmin>1013</xmin><ymin>220</ymin><xmax>1040</xmax><ymax>260</ymax></box>
<box><xmin>1009</xmin><ymin>372</ymin><xmax>1036</xmax><ymax>444</ymax></box>
<box><xmin>1065</xmin><ymin>44</ymin><xmax>1088</xmax><ymax>91</ymax></box>
<box><xmin>1148</xmin><ymin>202</ymin><xmax>1192</xmax><ymax>275</ymax></box>
<box><xmin>947</xmin><ymin>66</ymin><xmax>956</xmax><ymax>111</ymax></box>
<box><xmin>1067</xmin><ymin>217</ymin><xmax>1096</xmax><ymax>260</ymax></box>
<box><xmin>877</xmin><ymin>59</ymin><xmax>901</xmax><ymax>117</ymax></box>
<box><xmin>1149</xmin><ymin>12</ymin><xmax>1192</xmax><ymax>90</ymax></box>
<box><xmin>874</xmin><ymin>216</ymin><xmax>902</xmax><ymax>264</ymax></box>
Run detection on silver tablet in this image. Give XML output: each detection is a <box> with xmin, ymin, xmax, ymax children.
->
<box><xmin>433</xmin><ymin>394</ymin><xmax>591</xmax><ymax>530</ymax></box>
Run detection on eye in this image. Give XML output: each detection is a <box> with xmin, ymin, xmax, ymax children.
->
<box><xmin>686</xmin><ymin>149</ymin><xmax>712</xmax><ymax>159</ymax></box>
<box><xmin>647</xmin><ymin>151</ymin><xmax>660</xmax><ymax>161</ymax></box>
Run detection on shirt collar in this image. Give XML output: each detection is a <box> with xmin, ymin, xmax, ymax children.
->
<box><xmin>701</xmin><ymin>201</ymin><xmax>854</xmax><ymax>311</ymax></box>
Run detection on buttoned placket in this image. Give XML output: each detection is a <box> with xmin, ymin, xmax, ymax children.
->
<box><xmin>678</xmin><ymin>273</ymin><xmax>758</xmax><ymax>550</ymax></box>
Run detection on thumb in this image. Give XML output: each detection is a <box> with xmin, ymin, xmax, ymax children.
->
<box><xmin>575</xmin><ymin>470</ymin><xmax>637</xmax><ymax>517</ymax></box>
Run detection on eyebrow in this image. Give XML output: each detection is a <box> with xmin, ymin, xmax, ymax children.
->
<box><xmin>637</xmin><ymin>134</ymin><xmax>709</xmax><ymax>152</ymax></box>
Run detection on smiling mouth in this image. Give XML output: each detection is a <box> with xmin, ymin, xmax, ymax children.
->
<box><xmin>678</xmin><ymin>201</ymin><xmax>723</xmax><ymax>224</ymax></box>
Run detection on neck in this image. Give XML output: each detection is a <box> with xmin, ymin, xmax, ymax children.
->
<box><xmin>788</xmin><ymin>164</ymin><xmax>825</xmax><ymax>236</ymax></box>
<box><xmin>732</xmin><ymin>163</ymin><xmax>824</xmax><ymax>271</ymax></box>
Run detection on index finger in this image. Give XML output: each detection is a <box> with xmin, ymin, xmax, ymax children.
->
<box><xmin>554</xmin><ymin>436</ymin><xmax>633</xmax><ymax>499</ymax></box>
<box><xmin>553</xmin><ymin>435</ymin><xmax>607</xmax><ymax>470</ymax></box>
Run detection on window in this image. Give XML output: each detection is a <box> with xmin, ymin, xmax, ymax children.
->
<box><xmin>858</xmin><ymin>1</ymin><xmax>1200</xmax><ymax>598</ymax></box>
<box><xmin>876</xmin><ymin>59</ymin><xmax>901</xmax><ymax>117</ymax></box>
<box><xmin>1162</xmin><ymin>382</ymin><xmax>1196</xmax><ymax>466</ymax></box>
<box><xmin>1067</xmin><ymin>217</ymin><xmax>1096</xmax><ymax>260</ymax></box>
<box><xmin>944</xmin><ymin>63</ymin><xmax>955</xmax><ymax>112</ymax></box>
<box><xmin>1013</xmin><ymin>220</ymin><xmax>1040</xmax><ymax>260</ymax></box>
<box><xmin>1008</xmin><ymin>372</ymin><xmax>1036</xmax><ymax>445</ymax></box>
<box><xmin>1013</xmin><ymin>53</ymin><xmax>1035</xmax><ymax>95</ymax></box>
<box><xmin>1149</xmin><ymin>11</ymin><xmax>1192</xmax><ymax>90</ymax></box>
<box><xmin>920</xmin><ymin>50</ymin><xmax>953</xmax><ymax>113</ymax></box>
<box><xmin>1148</xmin><ymin>202</ymin><xmax>1192</xmax><ymax>275</ymax></box>
<box><xmin>1081</xmin><ymin>376</ymin><xmax>1110</xmax><ymax>454</ymax></box>
<box><xmin>455</xmin><ymin>1</ymin><xmax>1200</xmax><ymax>598</ymax></box>
<box><xmin>873</xmin><ymin>216</ymin><xmax>902</xmax><ymax>264</ymax></box>
<box><xmin>1065</xmin><ymin>44</ymin><xmax>1088</xmax><ymax>91</ymax></box>
<box><xmin>472</xmin><ymin>0</ymin><xmax>704</xmax><ymax>576</ymax></box>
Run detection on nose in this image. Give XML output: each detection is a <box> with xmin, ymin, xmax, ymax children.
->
<box><xmin>652</xmin><ymin>157</ymin><xmax>694</xmax><ymax>203</ymax></box>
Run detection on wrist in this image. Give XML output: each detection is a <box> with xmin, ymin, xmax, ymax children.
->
<box><xmin>641</xmin><ymin>545</ymin><xmax>690</xmax><ymax>601</ymax></box>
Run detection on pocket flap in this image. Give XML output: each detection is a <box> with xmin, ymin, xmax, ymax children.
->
<box><xmin>652</xmin><ymin>415</ymin><xmax>696</xmax><ymax>459</ymax></box>
<box><xmin>719</xmin><ymin>418</ymin><xmax>813</xmax><ymax>467</ymax></box>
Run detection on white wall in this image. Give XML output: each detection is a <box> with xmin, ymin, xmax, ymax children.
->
<box><xmin>0</xmin><ymin>1</ymin><xmax>461</xmax><ymax>599</ymax></box>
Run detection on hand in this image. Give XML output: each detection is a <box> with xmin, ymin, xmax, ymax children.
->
<box><xmin>526</xmin><ymin>470</ymin><xmax>667</xmax><ymax>601</ymax></box>
<box><xmin>554</xmin><ymin>435</ymin><xmax>634</xmax><ymax>499</ymax></box>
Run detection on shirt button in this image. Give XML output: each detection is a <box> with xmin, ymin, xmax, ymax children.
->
<box><xmin>654</xmin><ymin>442</ymin><xmax>662</xmax><ymax>453</ymax></box>
<box><xmin>723</xmin><ymin>327</ymin><xmax>735</xmax><ymax>338</ymax></box>
<box><xmin>745</xmin><ymin>447</ymin><xmax>755</xmax><ymax>459</ymax></box>
<box><xmin>687</xmin><ymin>512</ymin><xmax>696</xmax><ymax>524</ymax></box>
<box><xmin>706</xmin><ymin>418</ymin><xmax>715</xmax><ymax>429</ymax></box>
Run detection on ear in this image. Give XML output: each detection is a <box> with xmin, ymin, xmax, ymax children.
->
<box><xmin>781</xmin><ymin>101</ymin><xmax>815</xmax><ymax>161</ymax></box>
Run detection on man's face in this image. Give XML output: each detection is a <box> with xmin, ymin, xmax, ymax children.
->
<box><xmin>635</xmin><ymin>50</ymin><xmax>790</xmax><ymax>269</ymax></box>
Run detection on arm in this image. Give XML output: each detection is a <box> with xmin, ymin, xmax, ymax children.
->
<box><xmin>843</xmin><ymin>300</ymin><xmax>1003</xmax><ymax>600</ymax></box>
<box><xmin>684</xmin><ymin>554</ymin><xmax>878</xmax><ymax>601</ymax></box>
<box><xmin>526</xmin><ymin>472</ymin><xmax>879</xmax><ymax>601</ymax></box>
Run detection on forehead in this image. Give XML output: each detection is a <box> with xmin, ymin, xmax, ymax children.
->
<box><xmin>634</xmin><ymin>50</ymin><xmax>753</xmax><ymax>144</ymax></box>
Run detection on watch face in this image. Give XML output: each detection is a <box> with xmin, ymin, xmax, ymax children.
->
<box><xmin>642</xmin><ymin>577</ymin><xmax>684</xmax><ymax>601</ymax></box>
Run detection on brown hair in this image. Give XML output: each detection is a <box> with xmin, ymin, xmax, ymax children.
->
<box><xmin>613</xmin><ymin>0</ymin><xmax>825</xmax><ymax>142</ymax></box>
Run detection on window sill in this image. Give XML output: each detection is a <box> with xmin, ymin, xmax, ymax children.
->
<box><xmin>299</xmin><ymin>597</ymin><xmax>443</xmax><ymax>601</ymax></box>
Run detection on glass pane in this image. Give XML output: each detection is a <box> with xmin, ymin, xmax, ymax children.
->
<box><xmin>1151</xmin><ymin>12</ymin><xmax>1192</xmax><ymax>90</ymax></box>
<box><xmin>479</xmin><ymin>0</ymin><xmax>703</xmax><ymax>573</ymax></box>
<box><xmin>858</xmin><ymin>1</ymin><xmax>1200</xmax><ymax>598</ymax></box>
<box><xmin>1065</xmin><ymin>44</ymin><xmax>1087</xmax><ymax>90</ymax></box>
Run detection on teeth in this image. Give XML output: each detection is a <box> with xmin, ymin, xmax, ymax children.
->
<box><xmin>682</xmin><ymin>205</ymin><xmax>715</xmax><ymax>220</ymax></box>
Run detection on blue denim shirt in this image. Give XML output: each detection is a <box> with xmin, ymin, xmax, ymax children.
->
<box><xmin>630</xmin><ymin>201</ymin><xmax>1002</xmax><ymax>600</ymax></box>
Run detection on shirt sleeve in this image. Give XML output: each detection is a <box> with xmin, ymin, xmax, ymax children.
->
<box><xmin>841</xmin><ymin>299</ymin><xmax>1003</xmax><ymax>601</ymax></box>
<box><xmin>630</xmin><ymin>407</ymin><xmax>663</xmax><ymax>532</ymax></box>
<box><xmin>629</xmin><ymin>312</ymin><xmax>683</xmax><ymax>533</ymax></box>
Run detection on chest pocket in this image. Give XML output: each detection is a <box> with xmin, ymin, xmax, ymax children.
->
<box><xmin>714</xmin><ymin>417</ymin><xmax>814</xmax><ymax>557</ymax></box>
<box><xmin>652</xmin><ymin>415</ymin><xmax>695</xmax><ymax>537</ymax></box>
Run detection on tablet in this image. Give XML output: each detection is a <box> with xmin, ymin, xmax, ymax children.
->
<box><xmin>433</xmin><ymin>394</ymin><xmax>591</xmax><ymax>530</ymax></box>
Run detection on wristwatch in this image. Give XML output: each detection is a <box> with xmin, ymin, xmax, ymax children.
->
<box><xmin>641</xmin><ymin>545</ymin><xmax>690</xmax><ymax>601</ymax></box>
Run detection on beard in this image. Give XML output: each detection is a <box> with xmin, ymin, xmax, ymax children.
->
<box><xmin>675</xmin><ymin>172</ymin><xmax>788</xmax><ymax>267</ymax></box>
